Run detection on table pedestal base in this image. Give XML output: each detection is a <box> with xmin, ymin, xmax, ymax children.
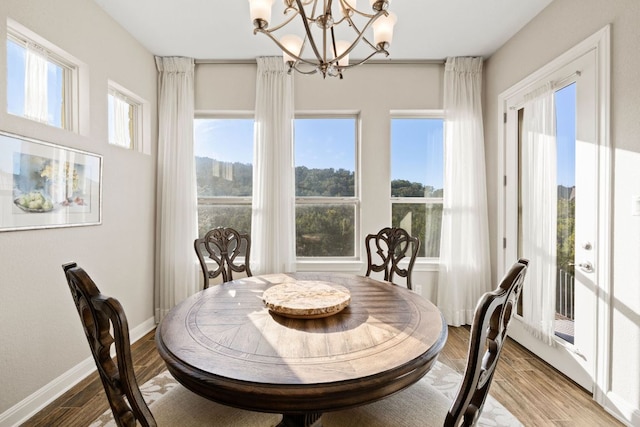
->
<box><xmin>278</xmin><ymin>412</ymin><xmax>322</xmax><ymax>427</ymax></box>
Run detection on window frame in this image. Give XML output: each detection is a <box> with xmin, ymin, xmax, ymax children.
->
<box><xmin>6</xmin><ymin>21</ymin><xmax>78</xmax><ymax>131</ymax></box>
<box><xmin>294</xmin><ymin>113</ymin><xmax>361</xmax><ymax>261</ymax></box>
<box><xmin>107</xmin><ymin>80</ymin><xmax>148</xmax><ymax>153</ymax></box>
<box><xmin>390</xmin><ymin>110</ymin><xmax>444</xmax><ymax>261</ymax></box>
<box><xmin>193</xmin><ymin>113</ymin><xmax>255</xmax><ymax>238</ymax></box>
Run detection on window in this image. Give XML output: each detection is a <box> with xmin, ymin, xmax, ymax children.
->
<box><xmin>294</xmin><ymin>116</ymin><xmax>358</xmax><ymax>258</ymax></box>
<box><xmin>194</xmin><ymin>117</ymin><xmax>254</xmax><ymax>239</ymax></box>
<box><xmin>390</xmin><ymin>115</ymin><xmax>444</xmax><ymax>258</ymax></box>
<box><xmin>108</xmin><ymin>82</ymin><xmax>144</xmax><ymax>150</ymax></box>
<box><xmin>6</xmin><ymin>26</ymin><xmax>75</xmax><ymax>129</ymax></box>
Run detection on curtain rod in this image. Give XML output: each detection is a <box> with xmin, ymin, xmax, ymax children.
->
<box><xmin>508</xmin><ymin>70</ymin><xmax>582</xmax><ymax>110</ymax></box>
<box><xmin>194</xmin><ymin>59</ymin><xmax>445</xmax><ymax>65</ymax></box>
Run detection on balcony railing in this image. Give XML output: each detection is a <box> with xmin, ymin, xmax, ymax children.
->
<box><xmin>556</xmin><ymin>267</ymin><xmax>575</xmax><ymax>320</ymax></box>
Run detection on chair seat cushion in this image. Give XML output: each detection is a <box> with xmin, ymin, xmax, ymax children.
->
<box><xmin>322</xmin><ymin>376</ymin><xmax>451</xmax><ymax>427</ymax></box>
<box><xmin>90</xmin><ymin>370</ymin><xmax>281</xmax><ymax>427</ymax></box>
<box><xmin>152</xmin><ymin>385</ymin><xmax>282</xmax><ymax>426</ymax></box>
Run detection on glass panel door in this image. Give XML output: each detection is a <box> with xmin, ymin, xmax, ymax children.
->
<box><xmin>554</xmin><ymin>83</ymin><xmax>576</xmax><ymax>344</ymax></box>
<box><xmin>510</xmin><ymin>50</ymin><xmax>598</xmax><ymax>392</ymax></box>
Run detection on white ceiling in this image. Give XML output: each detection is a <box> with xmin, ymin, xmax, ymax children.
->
<box><xmin>91</xmin><ymin>0</ymin><xmax>553</xmax><ymax>61</ymax></box>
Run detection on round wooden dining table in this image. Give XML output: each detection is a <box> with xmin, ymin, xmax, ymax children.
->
<box><xmin>156</xmin><ymin>272</ymin><xmax>448</xmax><ymax>427</ymax></box>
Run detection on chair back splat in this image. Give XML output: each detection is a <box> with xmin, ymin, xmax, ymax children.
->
<box><xmin>365</xmin><ymin>226</ymin><xmax>420</xmax><ymax>290</ymax></box>
<box><xmin>63</xmin><ymin>262</ymin><xmax>281</xmax><ymax>427</ymax></box>
<box><xmin>322</xmin><ymin>259</ymin><xmax>528</xmax><ymax>427</ymax></box>
<box><xmin>445</xmin><ymin>258</ymin><xmax>529</xmax><ymax>427</ymax></box>
<box><xmin>63</xmin><ymin>262</ymin><xmax>156</xmax><ymax>427</ymax></box>
<box><xmin>194</xmin><ymin>226</ymin><xmax>252</xmax><ymax>289</ymax></box>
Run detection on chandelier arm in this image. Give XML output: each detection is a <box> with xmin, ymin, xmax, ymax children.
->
<box><xmin>326</xmin><ymin>0</ymin><xmax>335</xmax><ymax>63</ymax></box>
<box><xmin>334</xmin><ymin>0</ymin><xmax>351</xmax><ymax>25</ymax></box>
<box><xmin>254</xmin><ymin>28</ymin><xmax>330</xmax><ymax>70</ymax></box>
<box><xmin>332</xmin><ymin>12</ymin><xmax>385</xmax><ymax>63</ymax></box>
<box><xmin>250</xmin><ymin>0</ymin><xmax>394</xmax><ymax>78</ymax></box>
<box><xmin>342</xmin><ymin>10</ymin><xmax>387</xmax><ymax>52</ymax></box>
<box><xmin>309</xmin><ymin>0</ymin><xmax>320</xmax><ymax>21</ymax></box>
<box><xmin>359</xmin><ymin>36</ymin><xmax>382</xmax><ymax>52</ymax></box>
<box><xmin>330</xmin><ymin>25</ymin><xmax>343</xmax><ymax>79</ymax></box>
<box><xmin>296</xmin><ymin>0</ymin><xmax>324</xmax><ymax>63</ymax></box>
<box><xmin>330</xmin><ymin>15</ymin><xmax>348</xmax><ymax>26</ymax></box>
<box><xmin>291</xmin><ymin>63</ymin><xmax>320</xmax><ymax>74</ymax></box>
<box><xmin>254</xmin><ymin>28</ymin><xmax>309</xmax><ymax>65</ymax></box>
<box><xmin>339</xmin><ymin>49</ymin><xmax>388</xmax><ymax>70</ymax></box>
<box><xmin>255</xmin><ymin>9</ymin><xmax>301</xmax><ymax>34</ymax></box>
<box><xmin>349</xmin><ymin>6</ymin><xmax>387</xmax><ymax>20</ymax></box>
<box><xmin>350</xmin><ymin>9</ymin><xmax>388</xmax><ymax>35</ymax></box>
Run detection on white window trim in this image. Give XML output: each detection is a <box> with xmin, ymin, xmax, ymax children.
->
<box><xmin>7</xmin><ymin>18</ymin><xmax>87</xmax><ymax>135</ymax></box>
<box><xmin>107</xmin><ymin>80</ymin><xmax>150</xmax><ymax>154</ymax></box>
<box><xmin>294</xmin><ymin>113</ymin><xmax>361</xmax><ymax>260</ymax></box>
<box><xmin>390</xmin><ymin>110</ymin><xmax>444</xmax><ymax>261</ymax></box>
<box><xmin>193</xmin><ymin>113</ymin><xmax>255</xmax><ymax>236</ymax></box>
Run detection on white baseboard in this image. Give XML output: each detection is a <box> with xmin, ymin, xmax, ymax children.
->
<box><xmin>603</xmin><ymin>391</ymin><xmax>640</xmax><ymax>427</ymax></box>
<box><xmin>0</xmin><ymin>317</ymin><xmax>156</xmax><ymax>427</ymax></box>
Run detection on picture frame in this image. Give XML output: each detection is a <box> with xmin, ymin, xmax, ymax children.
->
<box><xmin>0</xmin><ymin>130</ymin><xmax>102</xmax><ymax>232</ymax></box>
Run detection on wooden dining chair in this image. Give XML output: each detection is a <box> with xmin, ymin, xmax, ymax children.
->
<box><xmin>62</xmin><ymin>262</ymin><xmax>280</xmax><ymax>427</ymax></box>
<box><xmin>324</xmin><ymin>258</ymin><xmax>529</xmax><ymax>427</ymax></box>
<box><xmin>365</xmin><ymin>226</ymin><xmax>420</xmax><ymax>290</ymax></box>
<box><xmin>194</xmin><ymin>226</ymin><xmax>252</xmax><ymax>289</ymax></box>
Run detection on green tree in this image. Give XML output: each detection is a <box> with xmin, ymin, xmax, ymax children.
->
<box><xmin>196</xmin><ymin>156</ymin><xmax>442</xmax><ymax>258</ymax></box>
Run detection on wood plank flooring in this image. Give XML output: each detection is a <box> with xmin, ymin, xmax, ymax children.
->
<box><xmin>21</xmin><ymin>326</ymin><xmax>622</xmax><ymax>426</ymax></box>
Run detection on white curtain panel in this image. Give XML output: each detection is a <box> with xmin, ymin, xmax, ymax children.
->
<box><xmin>154</xmin><ymin>57</ymin><xmax>198</xmax><ymax>322</ymax></box>
<box><xmin>24</xmin><ymin>44</ymin><xmax>48</xmax><ymax>123</ymax></box>
<box><xmin>111</xmin><ymin>93</ymin><xmax>131</xmax><ymax>148</ymax></box>
<box><xmin>251</xmin><ymin>57</ymin><xmax>296</xmax><ymax>274</ymax></box>
<box><xmin>520</xmin><ymin>83</ymin><xmax>558</xmax><ymax>346</ymax></box>
<box><xmin>438</xmin><ymin>57</ymin><xmax>492</xmax><ymax>326</ymax></box>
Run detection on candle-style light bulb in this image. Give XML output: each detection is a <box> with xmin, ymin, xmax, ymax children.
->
<box><xmin>372</xmin><ymin>11</ymin><xmax>397</xmax><ymax>49</ymax></box>
<box><xmin>249</xmin><ymin>0</ymin><xmax>274</xmax><ymax>29</ymax></box>
<box><xmin>334</xmin><ymin>40</ymin><xmax>350</xmax><ymax>67</ymax></box>
<box><xmin>281</xmin><ymin>34</ymin><xmax>304</xmax><ymax>64</ymax></box>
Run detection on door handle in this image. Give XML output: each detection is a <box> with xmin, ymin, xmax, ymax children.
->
<box><xmin>578</xmin><ymin>261</ymin><xmax>594</xmax><ymax>273</ymax></box>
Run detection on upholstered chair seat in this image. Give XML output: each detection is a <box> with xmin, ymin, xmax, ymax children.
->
<box><xmin>325</xmin><ymin>258</ymin><xmax>529</xmax><ymax>427</ymax></box>
<box><xmin>62</xmin><ymin>262</ymin><xmax>278</xmax><ymax>427</ymax></box>
<box><xmin>147</xmin><ymin>384</ymin><xmax>280</xmax><ymax>426</ymax></box>
<box><xmin>323</xmin><ymin>376</ymin><xmax>451</xmax><ymax>426</ymax></box>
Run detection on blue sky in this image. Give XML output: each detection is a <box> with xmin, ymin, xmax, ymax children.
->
<box><xmin>194</xmin><ymin>118</ymin><xmax>254</xmax><ymax>163</ymax></box>
<box><xmin>194</xmin><ymin>118</ymin><xmax>359</xmax><ymax>172</ymax></box>
<box><xmin>7</xmin><ymin>34</ymin><xmax>572</xmax><ymax>192</ymax></box>
<box><xmin>391</xmin><ymin>118</ymin><xmax>443</xmax><ymax>189</ymax></box>
<box><xmin>555</xmin><ymin>83</ymin><xmax>576</xmax><ymax>187</ymax></box>
<box><xmin>194</xmin><ymin>107</ymin><xmax>575</xmax><ymax>192</ymax></box>
<box><xmin>294</xmin><ymin>118</ymin><xmax>355</xmax><ymax>171</ymax></box>
<box><xmin>194</xmin><ymin>117</ymin><xmax>443</xmax><ymax>188</ymax></box>
<box><xmin>7</xmin><ymin>39</ymin><xmax>64</xmax><ymax>126</ymax></box>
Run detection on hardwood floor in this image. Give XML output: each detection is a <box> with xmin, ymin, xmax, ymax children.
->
<box><xmin>21</xmin><ymin>326</ymin><xmax>622</xmax><ymax>426</ymax></box>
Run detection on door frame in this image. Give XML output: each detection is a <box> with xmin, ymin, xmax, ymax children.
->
<box><xmin>496</xmin><ymin>25</ymin><xmax>611</xmax><ymax>403</ymax></box>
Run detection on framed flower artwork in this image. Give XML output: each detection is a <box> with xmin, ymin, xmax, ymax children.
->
<box><xmin>0</xmin><ymin>130</ymin><xmax>102</xmax><ymax>232</ymax></box>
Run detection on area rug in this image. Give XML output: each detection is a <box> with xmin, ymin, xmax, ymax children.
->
<box><xmin>90</xmin><ymin>362</ymin><xmax>522</xmax><ymax>426</ymax></box>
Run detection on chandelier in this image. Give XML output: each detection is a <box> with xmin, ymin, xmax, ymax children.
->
<box><xmin>248</xmin><ymin>0</ymin><xmax>397</xmax><ymax>78</ymax></box>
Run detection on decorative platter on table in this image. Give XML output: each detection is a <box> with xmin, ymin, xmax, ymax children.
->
<box><xmin>262</xmin><ymin>281</ymin><xmax>351</xmax><ymax>319</ymax></box>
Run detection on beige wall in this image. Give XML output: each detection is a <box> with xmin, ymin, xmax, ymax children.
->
<box><xmin>195</xmin><ymin>62</ymin><xmax>444</xmax><ymax>300</ymax></box>
<box><xmin>3</xmin><ymin>0</ymin><xmax>638</xmax><ymax>424</ymax></box>
<box><xmin>0</xmin><ymin>0</ymin><xmax>157</xmax><ymax>420</ymax></box>
<box><xmin>484</xmin><ymin>0</ymin><xmax>640</xmax><ymax>423</ymax></box>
